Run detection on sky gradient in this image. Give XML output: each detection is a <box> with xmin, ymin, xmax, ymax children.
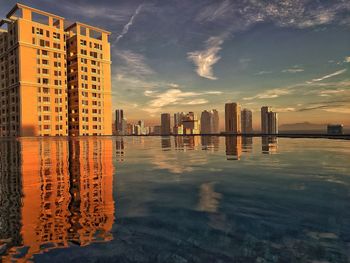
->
<box><xmin>1</xmin><ymin>0</ymin><xmax>349</xmax><ymax>129</ymax></box>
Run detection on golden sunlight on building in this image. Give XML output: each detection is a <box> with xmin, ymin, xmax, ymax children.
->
<box><xmin>0</xmin><ymin>4</ymin><xmax>112</xmax><ymax>137</ymax></box>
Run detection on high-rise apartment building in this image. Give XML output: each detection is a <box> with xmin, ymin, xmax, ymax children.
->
<box><xmin>115</xmin><ymin>109</ymin><xmax>126</xmax><ymax>135</ymax></box>
<box><xmin>174</xmin><ymin>112</ymin><xmax>185</xmax><ymax>127</ymax></box>
<box><xmin>173</xmin><ymin>112</ymin><xmax>185</xmax><ymax>135</ymax></box>
<box><xmin>0</xmin><ymin>4</ymin><xmax>112</xmax><ymax>137</ymax></box>
<box><xmin>261</xmin><ymin>106</ymin><xmax>278</xmax><ymax>134</ymax></box>
<box><xmin>268</xmin><ymin>112</ymin><xmax>278</xmax><ymax>134</ymax></box>
<box><xmin>225</xmin><ymin>102</ymin><xmax>241</xmax><ymax>134</ymax></box>
<box><xmin>241</xmin><ymin>108</ymin><xmax>253</xmax><ymax>134</ymax></box>
<box><xmin>66</xmin><ymin>22</ymin><xmax>111</xmax><ymax>136</ymax></box>
<box><xmin>0</xmin><ymin>4</ymin><xmax>68</xmax><ymax>136</ymax></box>
<box><xmin>200</xmin><ymin>110</ymin><xmax>212</xmax><ymax>134</ymax></box>
<box><xmin>182</xmin><ymin>112</ymin><xmax>200</xmax><ymax>135</ymax></box>
<box><xmin>261</xmin><ymin>106</ymin><xmax>271</xmax><ymax>134</ymax></box>
<box><xmin>200</xmin><ymin>109</ymin><xmax>219</xmax><ymax>134</ymax></box>
<box><xmin>161</xmin><ymin>113</ymin><xmax>171</xmax><ymax>135</ymax></box>
<box><xmin>212</xmin><ymin>109</ymin><xmax>219</xmax><ymax>134</ymax></box>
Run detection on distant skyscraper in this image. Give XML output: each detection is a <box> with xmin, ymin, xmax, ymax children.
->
<box><xmin>261</xmin><ymin>106</ymin><xmax>271</xmax><ymax>134</ymax></box>
<box><xmin>268</xmin><ymin>112</ymin><xmax>278</xmax><ymax>134</ymax></box>
<box><xmin>261</xmin><ymin>107</ymin><xmax>278</xmax><ymax>134</ymax></box>
<box><xmin>200</xmin><ymin>110</ymin><xmax>212</xmax><ymax>134</ymax></box>
<box><xmin>153</xmin><ymin>125</ymin><xmax>161</xmax><ymax>135</ymax></box>
<box><xmin>327</xmin><ymin>124</ymin><xmax>343</xmax><ymax>135</ymax></box>
<box><xmin>182</xmin><ymin>112</ymin><xmax>200</xmax><ymax>135</ymax></box>
<box><xmin>200</xmin><ymin>109</ymin><xmax>219</xmax><ymax>134</ymax></box>
<box><xmin>225</xmin><ymin>103</ymin><xmax>241</xmax><ymax>133</ymax></box>
<box><xmin>174</xmin><ymin>112</ymin><xmax>185</xmax><ymax>127</ymax></box>
<box><xmin>115</xmin><ymin>109</ymin><xmax>124</xmax><ymax>134</ymax></box>
<box><xmin>241</xmin><ymin>109</ymin><xmax>253</xmax><ymax>134</ymax></box>
<box><xmin>138</xmin><ymin>120</ymin><xmax>147</xmax><ymax>135</ymax></box>
<box><xmin>161</xmin><ymin>113</ymin><xmax>171</xmax><ymax>135</ymax></box>
<box><xmin>134</xmin><ymin>124</ymin><xmax>141</xmax><ymax>135</ymax></box>
<box><xmin>212</xmin><ymin>109</ymin><xmax>219</xmax><ymax>134</ymax></box>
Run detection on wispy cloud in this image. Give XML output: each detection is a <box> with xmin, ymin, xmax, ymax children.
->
<box><xmin>255</xmin><ymin>71</ymin><xmax>273</xmax><ymax>75</ymax></box>
<box><xmin>196</xmin><ymin>1</ymin><xmax>350</xmax><ymax>29</ymax></box>
<box><xmin>143</xmin><ymin>89</ymin><xmax>221</xmax><ymax>113</ymax></box>
<box><xmin>115</xmin><ymin>4</ymin><xmax>143</xmax><ymax>44</ymax></box>
<box><xmin>187</xmin><ymin>35</ymin><xmax>225</xmax><ymax>80</ymax></box>
<box><xmin>324</xmin><ymin>107</ymin><xmax>350</xmax><ymax>114</ymax></box>
<box><xmin>282</xmin><ymin>68</ymin><xmax>304</xmax><ymax>73</ymax></box>
<box><xmin>297</xmin><ymin>98</ymin><xmax>350</xmax><ymax>113</ymax></box>
<box><xmin>243</xmin><ymin>88</ymin><xmax>293</xmax><ymax>100</ymax></box>
<box><xmin>273</xmin><ymin>107</ymin><xmax>296</xmax><ymax>112</ymax></box>
<box><xmin>319</xmin><ymin>89</ymin><xmax>346</xmax><ymax>97</ymax></box>
<box><xmin>61</xmin><ymin>3</ymin><xmax>127</xmax><ymax>22</ymax></box>
<box><xmin>195</xmin><ymin>0</ymin><xmax>233</xmax><ymax>23</ymax></box>
<box><xmin>309</xmin><ymin>69</ymin><xmax>347</xmax><ymax>83</ymax></box>
<box><xmin>114</xmin><ymin>50</ymin><xmax>154</xmax><ymax>77</ymax></box>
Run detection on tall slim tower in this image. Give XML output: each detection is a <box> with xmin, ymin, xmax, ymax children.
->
<box><xmin>225</xmin><ymin>102</ymin><xmax>241</xmax><ymax>134</ymax></box>
<box><xmin>212</xmin><ymin>109</ymin><xmax>219</xmax><ymax>134</ymax></box>
<box><xmin>261</xmin><ymin>106</ymin><xmax>278</xmax><ymax>134</ymax></box>
<box><xmin>261</xmin><ymin>106</ymin><xmax>271</xmax><ymax>134</ymax></box>
<box><xmin>200</xmin><ymin>110</ymin><xmax>212</xmax><ymax>134</ymax></box>
<box><xmin>268</xmin><ymin>112</ymin><xmax>278</xmax><ymax>134</ymax></box>
<box><xmin>241</xmin><ymin>108</ymin><xmax>253</xmax><ymax>134</ymax></box>
<box><xmin>0</xmin><ymin>4</ymin><xmax>68</xmax><ymax>136</ymax></box>
<box><xmin>66</xmin><ymin>22</ymin><xmax>112</xmax><ymax>136</ymax></box>
<box><xmin>161</xmin><ymin>113</ymin><xmax>171</xmax><ymax>135</ymax></box>
<box><xmin>115</xmin><ymin>109</ymin><xmax>124</xmax><ymax>134</ymax></box>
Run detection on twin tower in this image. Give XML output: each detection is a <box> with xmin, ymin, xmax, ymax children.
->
<box><xmin>0</xmin><ymin>4</ymin><xmax>112</xmax><ymax>137</ymax></box>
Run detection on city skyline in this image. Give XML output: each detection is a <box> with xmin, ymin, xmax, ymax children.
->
<box><xmin>1</xmin><ymin>0</ymin><xmax>349</xmax><ymax>129</ymax></box>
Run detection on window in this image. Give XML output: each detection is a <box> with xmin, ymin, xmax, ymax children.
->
<box><xmin>53</xmin><ymin>43</ymin><xmax>60</xmax><ymax>49</ymax></box>
<box><xmin>53</xmin><ymin>32</ymin><xmax>60</xmax><ymax>39</ymax></box>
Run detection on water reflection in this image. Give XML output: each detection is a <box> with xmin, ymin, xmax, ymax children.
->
<box><xmin>172</xmin><ymin>136</ymin><xmax>202</xmax><ymax>151</ymax></box>
<box><xmin>0</xmin><ymin>138</ymin><xmax>114</xmax><ymax>262</ymax></box>
<box><xmin>115</xmin><ymin>138</ymin><xmax>125</xmax><ymax>161</ymax></box>
<box><xmin>161</xmin><ymin>136</ymin><xmax>171</xmax><ymax>150</ymax></box>
<box><xmin>201</xmin><ymin>136</ymin><xmax>220</xmax><ymax>152</ymax></box>
<box><xmin>1</xmin><ymin>136</ymin><xmax>350</xmax><ymax>262</ymax></box>
<box><xmin>262</xmin><ymin>136</ymin><xmax>278</xmax><ymax>154</ymax></box>
<box><xmin>225</xmin><ymin>136</ymin><xmax>242</xmax><ymax>160</ymax></box>
<box><xmin>0</xmin><ymin>140</ymin><xmax>23</xmax><ymax>259</ymax></box>
<box><xmin>242</xmin><ymin>136</ymin><xmax>253</xmax><ymax>152</ymax></box>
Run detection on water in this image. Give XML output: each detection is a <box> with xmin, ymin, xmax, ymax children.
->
<box><xmin>0</xmin><ymin>136</ymin><xmax>350</xmax><ymax>262</ymax></box>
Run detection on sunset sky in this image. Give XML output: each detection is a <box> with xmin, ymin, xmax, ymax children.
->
<box><xmin>1</xmin><ymin>0</ymin><xmax>349</xmax><ymax>128</ymax></box>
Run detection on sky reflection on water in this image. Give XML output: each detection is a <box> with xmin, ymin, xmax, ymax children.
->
<box><xmin>1</xmin><ymin>136</ymin><xmax>350</xmax><ymax>262</ymax></box>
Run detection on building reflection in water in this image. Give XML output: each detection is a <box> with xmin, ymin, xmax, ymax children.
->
<box><xmin>0</xmin><ymin>140</ymin><xmax>23</xmax><ymax>258</ymax></box>
<box><xmin>174</xmin><ymin>136</ymin><xmax>184</xmax><ymax>151</ymax></box>
<box><xmin>225</xmin><ymin>136</ymin><xmax>242</xmax><ymax>160</ymax></box>
<box><xmin>242</xmin><ymin>136</ymin><xmax>253</xmax><ymax>153</ymax></box>
<box><xmin>115</xmin><ymin>137</ymin><xmax>125</xmax><ymax>162</ymax></box>
<box><xmin>262</xmin><ymin>136</ymin><xmax>278</xmax><ymax>154</ymax></box>
<box><xmin>161</xmin><ymin>136</ymin><xmax>172</xmax><ymax>150</ymax></box>
<box><xmin>173</xmin><ymin>136</ymin><xmax>201</xmax><ymax>151</ymax></box>
<box><xmin>0</xmin><ymin>138</ymin><xmax>114</xmax><ymax>262</ymax></box>
<box><xmin>201</xmin><ymin>136</ymin><xmax>220</xmax><ymax>152</ymax></box>
<box><xmin>197</xmin><ymin>182</ymin><xmax>222</xmax><ymax>213</ymax></box>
